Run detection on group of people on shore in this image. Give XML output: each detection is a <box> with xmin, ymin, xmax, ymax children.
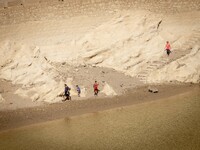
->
<box><xmin>63</xmin><ymin>41</ymin><xmax>171</xmax><ymax>101</ymax></box>
<box><xmin>63</xmin><ymin>81</ymin><xmax>99</xmax><ymax>101</ymax></box>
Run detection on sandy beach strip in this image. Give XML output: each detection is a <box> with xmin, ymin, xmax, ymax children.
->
<box><xmin>0</xmin><ymin>83</ymin><xmax>199</xmax><ymax>132</ymax></box>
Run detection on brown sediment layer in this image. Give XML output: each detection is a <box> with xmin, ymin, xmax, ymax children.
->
<box><xmin>1</xmin><ymin>0</ymin><xmax>200</xmax><ymax>25</ymax></box>
<box><xmin>0</xmin><ymin>83</ymin><xmax>199</xmax><ymax>132</ymax></box>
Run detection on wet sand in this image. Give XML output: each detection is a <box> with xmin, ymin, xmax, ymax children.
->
<box><xmin>0</xmin><ymin>83</ymin><xmax>199</xmax><ymax>132</ymax></box>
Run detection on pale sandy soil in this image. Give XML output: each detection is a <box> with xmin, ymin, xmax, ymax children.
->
<box><xmin>0</xmin><ymin>10</ymin><xmax>199</xmax><ymax>104</ymax></box>
<box><xmin>0</xmin><ymin>65</ymin><xmax>142</xmax><ymax>110</ymax></box>
<box><xmin>0</xmin><ymin>1</ymin><xmax>199</xmax><ymax>149</ymax></box>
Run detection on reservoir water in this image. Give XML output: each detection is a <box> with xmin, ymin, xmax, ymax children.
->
<box><xmin>0</xmin><ymin>91</ymin><xmax>200</xmax><ymax>150</ymax></box>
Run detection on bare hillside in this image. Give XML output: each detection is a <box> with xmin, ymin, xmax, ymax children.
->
<box><xmin>0</xmin><ymin>0</ymin><xmax>199</xmax><ymax>104</ymax></box>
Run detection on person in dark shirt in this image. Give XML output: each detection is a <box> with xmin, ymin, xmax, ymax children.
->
<box><xmin>64</xmin><ymin>84</ymin><xmax>71</xmax><ymax>100</ymax></box>
<box><xmin>76</xmin><ymin>85</ymin><xmax>81</xmax><ymax>97</ymax></box>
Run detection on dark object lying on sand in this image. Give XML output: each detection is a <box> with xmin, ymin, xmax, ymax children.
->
<box><xmin>148</xmin><ymin>86</ymin><xmax>159</xmax><ymax>93</ymax></box>
<box><xmin>57</xmin><ymin>93</ymin><xmax>71</xmax><ymax>101</ymax></box>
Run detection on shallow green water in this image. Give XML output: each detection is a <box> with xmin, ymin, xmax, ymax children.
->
<box><xmin>0</xmin><ymin>92</ymin><xmax>200</xmax><ymax>150</ymax></box>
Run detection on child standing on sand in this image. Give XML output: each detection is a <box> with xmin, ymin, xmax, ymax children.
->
<box><xmin>165</xmin><ymin>41</ymin><xmax>171</xmax><ymax>56</ymax></box>
<box><xmin>76</xmin><ymin>85</ymin><xmax>81</xmax><ymax>97</ymax></box>
<box><xmin>93</xmin><ymin>81</ymin><xmax>99</xmax><ymax>96</ymax></box>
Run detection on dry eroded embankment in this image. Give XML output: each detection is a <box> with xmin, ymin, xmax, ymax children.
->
<box><xmin>0</xmin><ymin>0</ymin><xmax>200</xmax><ymax>103</ymax></box>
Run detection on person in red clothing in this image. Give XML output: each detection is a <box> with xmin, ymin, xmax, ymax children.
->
<box><xmin>165</xmin><ymin>41</ymin><xmax>171</xmax><ymax>56</ymax></box>
<box><xmin>93</xmin><ymin>81</ymin><xmax>99</xmax><ymax>96</ymax></box>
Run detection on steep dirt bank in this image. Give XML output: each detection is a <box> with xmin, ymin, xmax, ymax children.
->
<box><xmin>0</xmin><ymin>83</ymin><xmax>199</xmax><ymax>132</ymax></box>
<box><xmin>0</xmin><ymin>0</ymin><xmax>199</xmax><ymax>104</ymax></box>
<box><xmin>0</xmin><ymin>10</ymin><xmax>200</xmax><ymax>104</ymax></box>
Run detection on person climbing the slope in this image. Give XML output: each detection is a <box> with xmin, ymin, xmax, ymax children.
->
<box><xmin>64</xmin><ymin>84</ymin><xmax>71</xmax><ymax>101</ymax></box>
<box><xmin>165</xmin><ymin>41</ymin><xmax>171</xmax><ymax>56</ymax></box>
<box><xmin>76</xmin><ymin>85</ymin><xmax>81</xmax><ymax>97</ymax></box>
<box><xmin>93</xmin><ymin>81</ymin><xmax>99</xmax><ymax>96</ymax></box>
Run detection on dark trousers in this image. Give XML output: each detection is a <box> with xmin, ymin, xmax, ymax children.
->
<box><xmin>166</xmin><ymin>49</ymin><xmax>171</xmax><ymax>56</ymax></box>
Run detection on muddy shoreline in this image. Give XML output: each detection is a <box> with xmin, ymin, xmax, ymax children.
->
<box><xmin>0</xmin><ymin>83</ymin><xmax>199</xmax><ymax>132</ymax></box>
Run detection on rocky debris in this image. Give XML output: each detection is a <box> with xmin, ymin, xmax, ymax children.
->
<box><xmin>33</xmin><ymin>46</ymin><xmax>40</xmax><ymax>58</ymax></box>
<box><xmin>101</xmin><ymin>82</ymin><xmax>117</xmax><ymax>96</ymax></box>
<box><xmin>62</xmin><ymin>62</ymin><xmax>66</xmax><ymax>65</ymax></box>
<box><xmin>148</xmin><ymin>86</ymin><xmax>158</xmax><ymax>93</ymax></box>
<box><xmin>0</xmin><ymin>88</ymin><xmax>4</xmax><ymax>94</ymax></box>
<box><xmin>31</xmin><ymin>94</ymin><xmax>40</xmax><ymax>102</ymax></box>
<box><xmin>0</xmin><ymin>94</ymin><xmax>5</xmax><ymax>103</ymax></box>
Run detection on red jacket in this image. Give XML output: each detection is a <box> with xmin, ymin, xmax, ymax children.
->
<box><xmin>93</xmin><ymin>83</ymin><xmax>99</xmax><ymax>90</ymax></box>
<box><xmin>165</xmin><ymin>43</ymin><xmax>171</xmax><ymax>50</ymax></box>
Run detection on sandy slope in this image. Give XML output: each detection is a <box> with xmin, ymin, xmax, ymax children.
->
<box><xmin>0</xmin><ymin>4</ymin><xmax>199</xmax><ymax>104</ymax></box>
<box><xmin>0</xmin><ymin>1</ymin><xmax>199</xmax><ymax>148</ymax></box>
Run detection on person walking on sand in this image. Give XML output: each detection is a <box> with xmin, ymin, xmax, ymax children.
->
<box><xmin>63</xmin><ymin>84</ymin><xmax>71</xmax><ymax>101</ymax></box>
<box><xmin>93</xmin><ymin>81</ymin><xmax>99</xmax><ymax>96</ymax></box>
<box><xmin>76</xmin><ymin>85</ymin><xmax>81</xmax><ymax>97</ymax></box>
<box><xmin>165</xmin><ymin>41</ymin><xmax>171</xmax><ymax>56</ymax></box>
